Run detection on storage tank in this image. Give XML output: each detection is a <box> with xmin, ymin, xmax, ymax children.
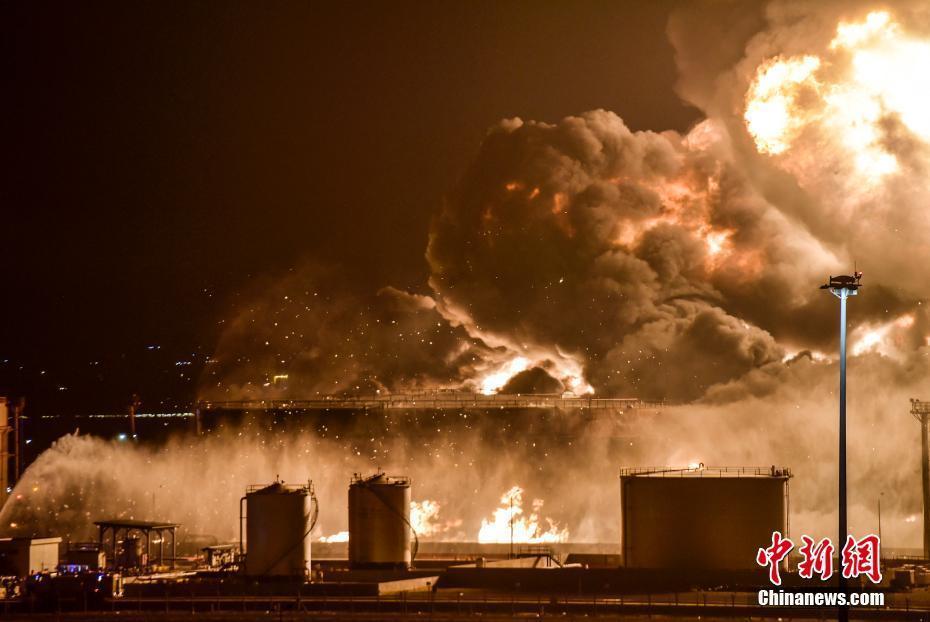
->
<box><xmin>619</xmin><ymin>465</ymin><xmax>790</xmax><ymax>571</ymax></box>
<box><xmin>243</xmin><ymin>481</ymin><xmax>317</xmax><ymax>577</ymax></box>
<box><xmin>348</xmin><ymin>472</ymin><xmax>413</xmax><ymax>569</ymax></box>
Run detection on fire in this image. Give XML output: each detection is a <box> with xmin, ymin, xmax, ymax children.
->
<box><xmin>704</xmin><ymin>230</ymin><xmax>729</xmax><ymax>256</ymax></box>
<box><xmin>474</xmin><ymin>351</ymin><xmax>593</xmax><ymax>396</ymax></box>
<box><xmin>831</xmin><ymin>10</ymin><xmax>891</xmax><ymax>50</ymax></box>
<box><xmin>850</xmin><ymin>313</ymin><xmax>915</xmax><ymax>357</ymax></box>
<box><xmin>410</xmin><ymin>499</ymin><xmax>440</xmax><ymax>535</ymax></box>
<box><xmin>744</xmin><ymin>10</ymin><xmax>930</xmax><ymax>185</ymax></box>
<box><xmin>410</xmin><ymin>499</ymin><xmax>462</xmax><ymax>538</ymax></box>
<box><xmin>744</xmin><ymin>55</ymin><xmax>821</xmax><ymax>155</ymax></box>
<box><xmin>477</xmin><ymin>486</ymin><xmax>568</xmax><ymax>544</ymax></box>
<box><xmin>319</xmin><ymin>500</ymin><xmax>462</xmax><ymax>543</ymax></box>
<box><xmin>318</xmin><ymin>530</ymin><xmax>348</xmax><ymax>543</ymax></box>
<box><xmin>609</xmin><ymin>166</ymin><xmax>737</xmax><ymax>270</ymax></box>
<box><xmin>479</xmin><ymin>356</ymin><xmax>530</xmax><ymax>394</ymax></box>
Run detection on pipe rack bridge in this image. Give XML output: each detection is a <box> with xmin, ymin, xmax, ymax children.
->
<box><xmin>197</xmin><ymin>393</ymin><xmax>666</xmax><ymax>413</ymax></box>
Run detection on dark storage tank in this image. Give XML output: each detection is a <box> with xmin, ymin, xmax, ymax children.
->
<box><xmin>619</xmin><ymin>465</ymin><xmax>790</xmax><ymax>570</ymax></box>
<box><xmin>348</xmin><ymin>472</ymin><xmax>413</xmax><ymax>569</ymax></box>
<box><xmin>243</xmin><ymin>481</ymin><xmax>317</xmax><ymax>577</ymax></box>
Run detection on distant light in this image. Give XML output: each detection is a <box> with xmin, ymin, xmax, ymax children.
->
<box><xmin>25</xmin><ymin>439</ymin><xmax>32</xmax><ymax>445</ymax></box>
<box><xmin>117</xmin><ymin>433</ymin><xmax>127</xmax><ymax>441</ymax></box>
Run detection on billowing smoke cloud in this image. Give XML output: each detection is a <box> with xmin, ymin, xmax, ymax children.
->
<box><xmin>7</xmin><ymin>1</ymin><xmax>930</xmax><ymax>550</ymax></box>
<box><xmin>202</xmin><ymin>2</ymin><xmax>930</xmax><ymax>402</ymax></box>
<box><xmin>670</xmin><ymin>0</ymin><xmax>930</xmax><ymax>298</ymax></box>
<box><xmin>201</xmin><ymin>266</ymin><xmax>502</xmax><ymax>399</ymax></box>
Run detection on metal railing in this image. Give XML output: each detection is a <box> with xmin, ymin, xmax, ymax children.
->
<box><xmin>619</xmin><ymin>465</ymin><xmax>792</xmax><ymax>478</ymax></box>
<box><xmin>198</xmin><ymin>394</ymin><xmax>669</xmax><ymax>412</ymax></box>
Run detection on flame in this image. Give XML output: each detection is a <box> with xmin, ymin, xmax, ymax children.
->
<box><xmin>474</xmin><ymin>351</ymin><xmax>593</xmax><ymax>396</ymax></box>
<box><xmin>319</xmin><ymin>500</ymin><xmax>462</xmax><ymax>543</ymax></box>
<box><xmin>850</xmin><ymin>313</ymin><xmax>915</xmax><ymax>357</ymax></box>
<box><xmin>744</xmin><ymin>11</ymin><xmax>930</xmax><ymax>187</ymax></box>
<box><xmin>745</xmin><ymin>55</ymin><xmax>821</xmax><ymax>155</ymax></box>
<box><xmin>318</xmin><ymin>530</ymin><xmax>348</xmax><ymax>543</ymax></box>
<box><xmin>563</xmin><ymin>366</ymin><xmax>594</xmax><ymax>395</ymax></box>
<box><xmin>479</xmin><ymin>356</ymin><xmax>530</xmax><ymax>394</ymax></box>
<box><xmin>609</xmin><ymin>164</ymin><xmax>739</xmax><ymax>272</ymax></box>
<box><xmin>410</xmin><ymin>499</ymin><xmax>440</xmax><ymax>535</ymax></box>
<box><xmin>410</xmin><ymin>499</ymin><xmax>462</xmax><ymax>538</ymax></box>
<box><xmin>435</xmin><ymin>296</ymin><xmax>597</xmax><ymax>396</ymax></box>
<box><xmin>704</xmin><ymin>230</ymin><xmax>729</xmax><ymax>256</ymax></box>
<box><xmin>477</xmin><ymin>486</ymin><xmax>568</xmax><ymax>544</ymax></box>
<box><xmin>831</xmin><ymin>11</ymin><xmax>892</xmax><ymax>50</ymax></box>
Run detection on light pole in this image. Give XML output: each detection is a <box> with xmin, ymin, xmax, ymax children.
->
<box><xmin>821</xmin><ymin>271</ymin><xmax>861</xmax><ymax>622</ymax></box>
<box><xmin>878</xmin><ymin>491</ymin><xmax>883</xmax><ymax>543</ymax></box>
<box><xmin>911</xmin><ymin>399</ymin><xmax>930</xmax><ymax>558</ymax></box>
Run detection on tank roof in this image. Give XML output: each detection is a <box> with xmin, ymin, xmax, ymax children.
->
<box><xmin>246</xmin><ymin>481</ymin><xmax>312</xmax><ymax>494</ymax></box>
<box><xmin>351</xmin><ymin>471</ymin><xmax>410</xmax><ymax>486</ymax></box>
<box><xmin>619</xmin><ymin>465</ymin><xmax>791</xmax><ymax>479</ymax></box>
<box><xmin>93</xmin><ymin>519</ymin><xmax>179</xmax><ymax>530</ymax></box>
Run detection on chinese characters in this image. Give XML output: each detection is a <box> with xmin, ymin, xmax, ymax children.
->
<box><xmin>756</xmin><ymin>532</ymin><xmax>882</xmax><ymax>585</ymax></box>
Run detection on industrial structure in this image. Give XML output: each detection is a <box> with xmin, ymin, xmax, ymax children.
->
<box><xmin>94</xmin><ymin>519</ymin><xmax>179</xmax><ymax>570</ymax></box>
<box><xmin>912</xmin><ymin>398</ymin><xmax>930</xmax><ymax>559</ymax></box>
<box><xmin>0</xmin><ymin>396</ymin><xmax>25</xmax><ymax>510</ymax></box>
<box><xmin>619</xmin><ymin>465</ymin><xmax>791</xmax><ymax>570</ymax></box>
<box><xmin>197</xmin><ymin>393</ymin><xmax>659</xmax><ymax>414</ymax></box>
<box><xmin>0</xmin><ymin>398</ymin><xmax>9</xmax><ymax>508</ymax></box>
<box><xmin>348</xmin><ymin>472</ymin><xmax>414</xmax><ymax>569</ymax></box>
<box><xmin>4</xmin><ymin>459</ymin><xmax>927</xmax><ymax>618</ymax></box>
<box><xmin>0</xmin><ymin>537</ymin><xmax>61</xmax><ymax>576</ymax></box>
<box><xmin>821</xmin><ymin>271</ymin><xmax>862</xmax><ymax>622</ymax></box>
<box><xmin>242</xmin><ymin>481</ymin><xmax>317</xmax><ymax>577</ymax></box>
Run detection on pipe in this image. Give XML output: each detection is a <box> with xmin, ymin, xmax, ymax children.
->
<box><xmin>239</xmin><ymin>495</ymin><xmax>247</xmax><ymax>554</ymax></box>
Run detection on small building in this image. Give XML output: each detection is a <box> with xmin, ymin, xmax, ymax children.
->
<box><xmin>64</xmin><ymin>542</ymin><xmax>106</xmax><ymax>571</ymax></box>
<box><xmin>94</xmin><ymin>519</ymin><xmax>179</xmax><ymax>570</ymax></box>
<box><xmin>203</xmin><ymin>544</ymin><xmax>238</xmax><ymax>569</ymax></box>
<box><xmin>0</xmin><ymin>537</ymin><xmax>62</xmax><ymax>576</ymax></box>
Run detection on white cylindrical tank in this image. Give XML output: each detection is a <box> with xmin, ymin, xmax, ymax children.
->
<box><xmin>348</xmin><ymin>472</ymin><xmax>412</xmax><ymax>568</ymax></box>
<box><xmin>244</xmin><ymin>481</ymin><xmax>315</xmax><ymax>577</ymax></box>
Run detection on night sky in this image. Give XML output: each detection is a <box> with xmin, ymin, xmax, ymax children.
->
<box><xmin>1</xmin><ymin>1</ymin><xmax>701</xmax><ymax>413</ymax></box>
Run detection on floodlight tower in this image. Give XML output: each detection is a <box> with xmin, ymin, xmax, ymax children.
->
<box><xmin>821</xmin><ymin>271</ymin><xmax>861</xmax><ymax>621</ymax></box>
<box><xmin>911</xmin><ymin>399</ymin><xmax>930</xmax><ymax>559</ymax></box>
